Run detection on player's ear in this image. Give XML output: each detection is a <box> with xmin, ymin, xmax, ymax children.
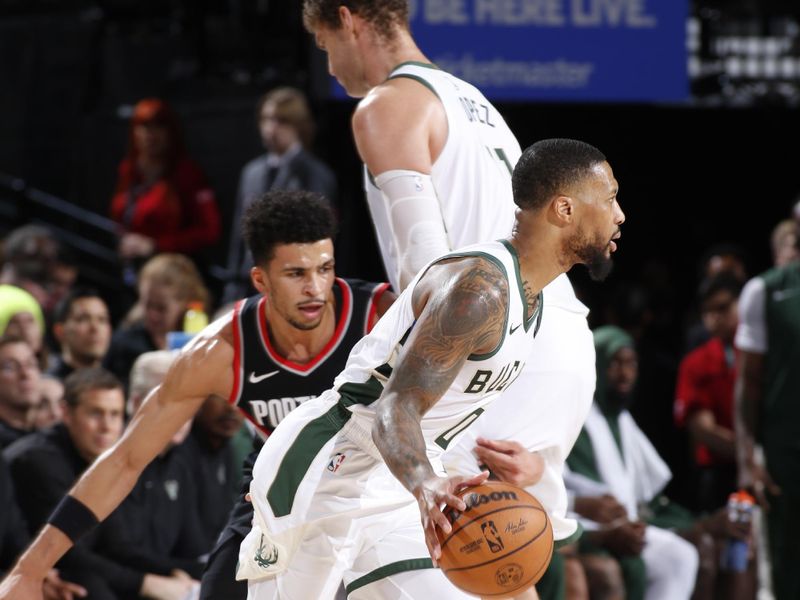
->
<box><xmin>250</xmin><ymin>266</ymin><xmax>268</xmax><ymax>295</ymax></box>
<box><xmin>553</xmin><ymin>195</ymin><xmax>574</xmax><ymax>224</ymax></box>
<box><xmin>339</xmin><ymin>6</ymin><xmax>355</xmax><ymax>34</ymax></box>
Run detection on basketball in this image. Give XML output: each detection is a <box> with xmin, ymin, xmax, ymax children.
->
<box><xmin>437</xmin><ymin>481</ymin><xmax>554</xmax><ymax>599</ymax></box>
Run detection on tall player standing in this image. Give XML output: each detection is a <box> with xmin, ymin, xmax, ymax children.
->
<box><xmin>304</xmin><ymin>2</ymin><xmax>600</xmax><ymax>597</ymax></box>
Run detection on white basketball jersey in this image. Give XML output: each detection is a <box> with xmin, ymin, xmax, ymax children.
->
<box><xmin>364</xmin><ymin>61</ymin><xmax>522</xmax><ymax>293</ymax></box>
<box><xmin>333</xmin><ymin>240</ymin><xmax>542</xmax><ymax>460</ymax></box>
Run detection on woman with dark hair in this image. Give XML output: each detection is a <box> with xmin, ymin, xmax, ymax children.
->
<box><xmin>110</xmin><ymin>98</ymin><xmax>221</xmax><ymax>267</ymax></box>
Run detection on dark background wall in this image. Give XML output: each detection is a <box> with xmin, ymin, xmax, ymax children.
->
<box><xmin>2</xmin><ymin>6</ymin><xmax>796</xmax><ymax>295</ymax></box>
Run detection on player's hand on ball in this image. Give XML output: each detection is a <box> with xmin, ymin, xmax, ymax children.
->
<box><xmin>414</xmin><ymin>471</ymin><xmax>489</xmax><ymax>566</ymax></box>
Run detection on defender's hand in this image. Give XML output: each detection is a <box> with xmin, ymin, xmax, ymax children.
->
<box><xmin>474</xmin><ymin>438</ymin><xmax>545</xmax><ymax>487</ymax></box>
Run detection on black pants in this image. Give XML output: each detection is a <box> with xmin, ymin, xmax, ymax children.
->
<box><xmin>199</xmin><ymin>530</ymin><xmax>248</xmax><ymax>600</ymax></box>
<box><xmin>199</xmin><ymin>450</ymin><xmax>258</xmax><ymax>600</ymax></box>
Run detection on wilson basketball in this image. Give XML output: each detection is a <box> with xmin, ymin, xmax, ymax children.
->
<box><xmin>437</xmin><ymin>481</ymin><xmax>554</xmax><ymax>599</ymax></box>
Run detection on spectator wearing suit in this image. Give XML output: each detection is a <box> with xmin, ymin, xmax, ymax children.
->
<box><xmin>223</xmin><ymin>87</ymin><xmax>337</xmax><ymax>302</ymax></box>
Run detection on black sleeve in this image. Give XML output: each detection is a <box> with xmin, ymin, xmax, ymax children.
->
<box><xmin>7</xmin><ymin>448</ymin><xmax>78</xmax><ymax>535</ymax></box>
<box><xmin>0</xmin><ymin>454</ymin><xmax>30</xmax><ymax>571</ymax></box>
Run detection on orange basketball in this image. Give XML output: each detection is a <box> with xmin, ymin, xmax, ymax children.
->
<box><xmin>437</xmin><ymin>481</ymin><xmax>554</xmax><ymax>599</ymax></box>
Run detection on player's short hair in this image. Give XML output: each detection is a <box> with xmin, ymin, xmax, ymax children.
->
<box><xmin>512</xmin><ymin>138</ymin><xmax>607</xmax><ymax>211</ymax></box>
<box><xmin>243</xmin><ymin>190</ymin><xmax>338</xmax><ymax>266</ymax></box>
<box><xmin>63</xmin><ymin>367</ymin><xmax>123</xmax><ymax>409</ymax></box>
<box><xmin>303</xmin><ymin>0</ymin><xmax>409</xmax><ymax>39</ymax></box>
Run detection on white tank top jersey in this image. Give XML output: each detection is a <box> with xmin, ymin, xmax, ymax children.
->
<box><xmin>333</xmin><ymin>240</ymin><xmax>543</xmax><ymax>462</ymax></box>
<box><xmin>364</xmin><ymin>61</ymin><xmax>522</xmax><ymax>293</ymax></box>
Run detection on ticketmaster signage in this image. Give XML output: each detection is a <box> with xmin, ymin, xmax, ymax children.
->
<box><xmin>332</xmin><ymin>0</ymin><xmax>688</xmax><ymax>102</ymax></box>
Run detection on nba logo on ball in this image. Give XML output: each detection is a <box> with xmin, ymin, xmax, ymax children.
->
<box><xmin>481</xmin><ymin>521</ymin><xmax>504</xmax><ymax>553</ymax></box>
<box><xmin>437</xmin><ymin>481</ymin><xmax>554</xmax><ymax>599</ymax></box>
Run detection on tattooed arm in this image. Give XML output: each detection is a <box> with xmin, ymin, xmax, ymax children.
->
<box><xmin>372</xmin><ymin>256</ymin><xmax>508</xmax><ymax>562</ymax></box>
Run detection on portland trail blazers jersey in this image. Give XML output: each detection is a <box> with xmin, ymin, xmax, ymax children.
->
<box><xmin>228</xmin><ymin>278</ymin><xmax>390</xmax><ymax>437</ymax></box>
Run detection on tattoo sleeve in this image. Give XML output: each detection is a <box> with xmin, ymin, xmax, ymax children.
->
<box><xmin>372</xmin><ymin>258</ymin><xmax>508</xmax><ymax>493</ymax></box>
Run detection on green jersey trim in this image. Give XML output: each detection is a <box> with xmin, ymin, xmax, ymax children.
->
<box><xmin>554</xmin><ymin>523</ymin><xmax>584</xmax><ymax>549</ymax></box>
<box><xmin>345</xmin><ymin>558</ymin><xmax>434</xmax><ymax>594</ymax></box>
<box><xmin>266</xmin><ymin>402</ymin><xmax>350</xmax><ymax>517</ymax></box>
<box><xmin>392</xmin><ymin>60</ymin><xmax>441</xmax><ymax>72</ymax></box>
<box><xmin>387</xmin><ymin>73</ymin><xmax>440</xmax><ymax>100</ymax></box>
<box><xmin>499</xmin><ymin>239</ymin><xmax>544</xmax><ymax>334</ymax></box>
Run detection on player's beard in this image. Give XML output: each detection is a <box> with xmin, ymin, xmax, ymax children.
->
<box><xmin>571</xmin><ymin>229</ymin><xmax>614</xmax><ymax>281</ymax></box>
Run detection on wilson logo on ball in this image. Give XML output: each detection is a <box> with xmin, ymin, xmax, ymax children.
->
<box><xmin>450</xmin><ymin>489</ymin><xmax>519</xmax><ymax>521</ymax></box>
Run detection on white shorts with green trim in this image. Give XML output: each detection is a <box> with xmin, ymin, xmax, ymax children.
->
<box><xmin>239</xmin><ymin>390</ymin><xmax>477</xmax><ymax>599</ymax></box>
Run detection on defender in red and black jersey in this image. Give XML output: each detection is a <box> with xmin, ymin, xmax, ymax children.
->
<box><xmin>230</xmin><ymin>278</ymin><xmax>389</xmax><ymax>438</ymax></box>
<box><xmin>202</xmin><ymin>277</ymin><xmax>390</xmax><ymax>599</ymax></box>
<box><xmin>0</xmin><ymin>191</ymin><xmax>394</xmax><ymax>600</ymax></box>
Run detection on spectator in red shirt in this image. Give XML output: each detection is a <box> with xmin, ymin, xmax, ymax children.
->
<box><xmin>110</xmin><ymin>98</ymin><xmax>221</xmax><ymax>267</ymax></box>
<box><xmin>674</xmin><ymin>272</ymin><xmax>743</xmax><ymax>512</ymax></box>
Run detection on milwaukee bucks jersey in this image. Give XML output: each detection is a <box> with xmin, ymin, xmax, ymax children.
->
<box><xmin>364</xmin><ymin>61</ymin><xmax>522</xmax><ymax>292</ymax></box>
<box><xmin>333</xmin><ymin>240</ymin><xmax>542</xmax><ymax>457</ymax></box>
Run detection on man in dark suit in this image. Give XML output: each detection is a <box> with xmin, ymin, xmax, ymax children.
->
<box><xmin>224</xmin><ymin>87</ymin><xmax>337</xmax><ymax>303</ymax></box>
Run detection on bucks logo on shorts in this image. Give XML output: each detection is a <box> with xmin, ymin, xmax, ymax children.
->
<box><xmin>254</xmin><ymin>534</ymin><xmax>279</xmax><ymax>568</ymax></box>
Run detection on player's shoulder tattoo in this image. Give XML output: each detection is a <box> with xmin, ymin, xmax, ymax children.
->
<box><xmin>442</xmin><ymin>256</ymin><xmax>508</xmax><ymax>339</ymax></box>
<box><xmin>411</xmin><ymin>256</ymin><xmax>508</xmax><ymax>372</ymax></box>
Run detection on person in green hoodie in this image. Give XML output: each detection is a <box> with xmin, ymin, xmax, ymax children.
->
<box><xmin>566</xmin><ymin>326</ymin><xmax>698</xmax><ymax>600</ymax></box>
<box><xmin>566</xmin><ymin>326</ymin><xmax>754</xmax><ymax>600</ymax></box>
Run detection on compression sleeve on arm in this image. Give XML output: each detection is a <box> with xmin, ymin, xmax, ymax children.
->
<box><xmin>374</xmin><ymin>169</ymin><xmax>452</xmax><ymax>291</ymax></box>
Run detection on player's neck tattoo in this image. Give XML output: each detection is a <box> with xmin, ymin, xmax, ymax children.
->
<box><xmin>522</xmin><ymin>280</ymin><xmax>540</xmax><ymax>321</ymax></box>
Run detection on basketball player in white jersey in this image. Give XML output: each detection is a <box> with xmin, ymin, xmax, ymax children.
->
<box><xmin>305</xmin><ymin>1</ymin><xmax>520</xmax><ymax>292</ymax></box>
<box><xmin>233</xmin><ymin>139</ymin><xmax>624</xmax><ymax>599</ymax></box>
<box><xmin>304</xmin><ymin>3</ymin><xmax>599</xmax><ymax>596</ymax></box>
